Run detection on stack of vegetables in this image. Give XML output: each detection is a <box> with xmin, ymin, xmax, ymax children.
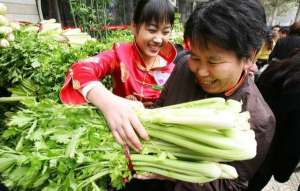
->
<box><xmin>0</xmin><ymin>22</ymin><xmax>132</xmax><ymax>99</ymax></box>
<box><xmin>37</xmin><ymin>19</ymin><xmax>95</xmax><ymax>47</ymax></box>
<box><xmin>0</xmin><ymin>3</ymin><xmax>20</xmax><ymax>48</ymax></box>
<box><xmin>0</xmin><ymin>97</ymin><xmax>256</xmax><ymax>190</ymax></box>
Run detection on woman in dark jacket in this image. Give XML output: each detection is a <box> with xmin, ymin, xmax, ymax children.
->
<box><xmin>248</xmin><ymin>50</ymin><xmax>300</xmax><ymax>190</ymax></box>
<box><xmin>124</xmin><ymin>1</ymin><xmax>275</xmax><ymax>191</ymax></box>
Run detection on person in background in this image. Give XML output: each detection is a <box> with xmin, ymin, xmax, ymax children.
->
<box><xmin>269</xmin><ymin>21</ymin><xmax>300</xmax><ymax>62</ymax></box>
<box><xmin>248</xmin><ymin>50</ymin><xmax>300</xmax><ymax>191</ymax></box>
<box><xmin>127</xmin><ymin>1</ymin><xmax>275</xmax><ymax>191</ymax></box>
<box><xmin>256</xmin><ymin>30</ymin><xmax>274</xmax><ymax>69</ymax></box>
<box><xmin>60</xmin><ymin>0</ymin><xmax>176</xmax><ymax>152</ymax></box>
<box><xmin>278</xmin><ymin>26</ymin><xmax>289</xmax><ymax>39</ymax></box>
<box><xmin>271</xmin><ymin>25</ymin><xmax>281</xmax><ymax>44</ymax></box>
<box><xmin>272</xmin><ymin>25</ymin><xmax>280</xmax><ymax>33</ymax></box>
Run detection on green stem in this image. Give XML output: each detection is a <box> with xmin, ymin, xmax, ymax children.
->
<box><xmin>131</xmin><ymin>155</ymin><xmax>221</xmax><ymax>178</ymax></box>
<box><xmin>147</xmin><ymin>129</ymin><xmax>249</xmax><ymax>161</ymax></box>
<box><xmin>134</xmin><ymin>166</ymin><xmax>216</xmax><ymax>183</ymax></box>
<box><xmin>150</xmin><ymin>124</ymin><xmax>240</xmax><ymax>150</ymax></box>
<box><xmin>133</xmin><ymin>161</ymin><xmax>204</xmax><ymax>177</ymax></box>
<box><xmin>68</xmin><ymin>0</ymin><xmax>78</xmax><ymax>27</ymax></box>
<box><xmin>0</xmin><ymin>96</ymin><xmax>35</xmax><ymax>103</ymax></box>
<box><xmin>78</xmin><ymin>169</ymin><xmax>109</xmax><ymax>188</ymax></box>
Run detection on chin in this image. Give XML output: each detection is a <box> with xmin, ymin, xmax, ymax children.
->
<box><xmin>146</xmin><ymin>51</ymin><xmax>159</xmax><ymax>57</ymax></box>
<box><xmin>200</xmin><ymin>86</ymin><xmax>220</xmax><ymax>94</ymax></box>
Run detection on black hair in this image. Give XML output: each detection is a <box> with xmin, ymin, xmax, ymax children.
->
<box><xmin>265</xmin><ymin>30</ymin><xmax>274</xmax><ymax>50</ymax></box>
<box><xmin>272</xmin><ymin>25</ymin><xmax>280</xmax><ymax>29</ymax></box>
<box><xmin>133</xmin><ymin>0</ymin><xmax>175</xmax><ymax>27</ymax></box>
<box><xmin>279</xmin><ymin>26</ymin><xmax>289</xmax><ymax>34</ymax></box>
<box><xmin>184</xmin><ymin>0</ymin><xmax>267</xmax><ymax>59</ymax></box>
<box><xmin>258</xmin><ymin>50</ymin><xmax>300</xmax><ymax>97</ymax></box>
<box><xmin>289</xmin><ymin>21</ymin><xmax>300</xmax><ymax>36</ymax></box>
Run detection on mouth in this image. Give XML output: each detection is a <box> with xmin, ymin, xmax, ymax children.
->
<box><xmin>198</xmin><ymin>79</ymin><xmax>217</xmax><ymax>87</ymax></box>
<box><xmin>148</xmin><ymin>44</ymin><xmax>162</xmax><ymax>53</ymax></box>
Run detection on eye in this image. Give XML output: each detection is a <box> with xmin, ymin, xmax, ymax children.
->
<box><xmin>163</xmin><ymin>30</ymin><xmax>171</xmax><ymax>35</ymax></box>
<box><xmin>208</xmin><ymin>61</ymin><xmax>218</xmax><ymax>65</ymax></box>
<box><xmin>191</xmin><ymin>56</ymin><xmax>200</xmax><ymax>61</ymax></box>
<box><xmin>148</xmin><ymin>29</ymin><xmax>156</xmax><ymax>33</ymax></box>
<box><xmin>147</xmin><ymin>27</ymin><xmax>157</xmax><ymax>33</ymax></box>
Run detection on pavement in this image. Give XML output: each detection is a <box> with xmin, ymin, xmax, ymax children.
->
<box><xmin>263</xmin><ymin>170</ymin><xmax>300</xmax><ymax>191</ymax></box>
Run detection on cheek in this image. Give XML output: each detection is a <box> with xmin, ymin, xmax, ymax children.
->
<box><xmin>136</xmin><ymin>31</ymin><xmax>150</xmax><ymax>41</ymax></box>
<box><xmin>187</xmin><ymin>61</ymin><xmax>198</xmax><ymax>74</ymax></box>
<box><xmin>163</xmin><ymin>34</ymin><xmax>171</xmax><ymax>41</ymax></box>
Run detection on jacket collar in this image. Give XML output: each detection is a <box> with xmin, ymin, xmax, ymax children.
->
<box><xmin>224</xmin><ymin>71</ymin><xmax>248</xmax><ymax>97</ymax></box>
<box><xmin>133</xmin><ymin>41</ymin><xmax>177</xmax><ymax>71</ymax></box>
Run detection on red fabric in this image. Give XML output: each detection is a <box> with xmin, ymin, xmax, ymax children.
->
<box><xmin>124</xmin><ymin>144</ymin><xmax>134</xmax><ymax>172</ymax></box>
<box><xmin>60</xmin><ymin>42</ymin><xmax>176</xmax><ymax>105</ymax></box>
<box><xmin>102</xmin><ymin>25</ymin><xmax>129</xmax><ymax>30</ymax></box>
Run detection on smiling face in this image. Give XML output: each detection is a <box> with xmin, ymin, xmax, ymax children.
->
<box><xmin>133</xmin><ymin>22</ymin><xmax>171</xmax><ymax>62</ymax></box>
<box><xmin>188</xmin><ymin>42</ymin><xmax>251</xmax><ymax>94</ymax></box>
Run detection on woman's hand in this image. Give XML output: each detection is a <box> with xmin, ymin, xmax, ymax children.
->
<box><xmin>86</xmin><ymin>83</ymin><xmax>149</xmax><ymax>152</ymax></box>
<box><xmin>101</xmin><ymin>96</ymin><xmax>149</xmax><ymax>151</ymax></box>
<box><xmin>134</xmin><ymin>173</ymin><xmax>173</xmax><ymax>181</ymax></box>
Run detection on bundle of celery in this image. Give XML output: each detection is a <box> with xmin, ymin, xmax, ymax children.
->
<box><xmin>0</xmin><ymin>98</ymin><xmax>256</xmax><ymax>190</ymax></box>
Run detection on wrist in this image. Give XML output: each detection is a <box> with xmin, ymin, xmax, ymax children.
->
<box><xmin>86</xmin><ymin>83</ymin><xmax>115</xmax><ymax>109</ymax></box>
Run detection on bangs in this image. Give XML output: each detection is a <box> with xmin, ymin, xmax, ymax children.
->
<box><xmin>136</xmin><ymin>0</ymin><xmax>174</xmax><ymax>26</ymax></box>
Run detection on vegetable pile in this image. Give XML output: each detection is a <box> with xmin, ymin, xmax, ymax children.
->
<box><xmin>0</xmin><ymin>3</ymin><xmax>20</xmax><ymax>48</ymax></box>
<box><xmin>0</xmin><ymin>26</ymin><xmax>132</xmax><ymax>100</ymax></box>
<box><xmin>38</xmin><ymin>19</ymin><xmax>96</xmax><ymax>47</ymax></box>
<box><xmin>0</xmin><ymin>97</ymin><xmax>256</xmax><ymax>190</ymax></box>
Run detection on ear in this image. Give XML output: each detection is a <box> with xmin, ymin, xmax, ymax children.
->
<box><xmin>243</xmin><ymin>49</ymin><xmax>257</xmax><ymax>70</ymax></box>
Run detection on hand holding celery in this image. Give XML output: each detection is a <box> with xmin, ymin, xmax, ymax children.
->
<box><xmin>86</xmin><ymin>82</ymin><xmax>149</xmax><ymax>151</ymax></box>
<box><xmin>0</xmin><ymin>97</ymin><xmax>256</xmax><ymax>190</ymax></box>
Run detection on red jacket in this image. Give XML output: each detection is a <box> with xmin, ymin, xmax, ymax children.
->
<box><xmin>60</xmin><ymin>42</ymin><xmax>176</xmax><ymax>105</ymax></box>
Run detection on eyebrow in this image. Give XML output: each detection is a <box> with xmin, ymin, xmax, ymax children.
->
<box><xmin>148</xmin><ymin>23</ymin><xmax>171</xmax><ymax>29</ymax></box>
<box><xmin>208</xmin><ymin>55</ymin><xmax>223</xmax><ymax>60</ymax></box>
<box><xmin>190</xmin><ymin>51</ymin><xmax>200</xmax><ymax>57</ymax></box>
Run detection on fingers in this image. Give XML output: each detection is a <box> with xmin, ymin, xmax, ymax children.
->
<box><xmin>123</xmin><ymin>121</ymin><xmax>142</xmax><ymax>151</ymax></box>
<box><xmin>112</xmin><ymin>121</ymin><xmax>143</xmax><ymax>152</ymax></box>
<box><xmin>133</xmin><ymin>173</ymin><xmax>153</xmax><ymax>180</ymax></box>
<box><xmin>111</xmin><ymin>129</ymin><xmax>124</xmax><ymax>145</ymax></box>
<box><xmin>130</xmin><ymin>114</ymin><xmax>149</xmax><ymax>141</ymax></box>
<box><xmin>101</xmin><ymin>97</ymin><xmax>148</xmax><ymax>152</ymax></box>
<box><xmin>143</xmin><ymin>101</ymin><xmax>153</xmax><ymax>108</ymax></box>
<box><xmin>133</xmin><ymin>173</ymin><xmax>168</xmax><ymax>180</ymax></box>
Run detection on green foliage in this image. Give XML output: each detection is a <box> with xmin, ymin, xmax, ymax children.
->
<box><xmin>171</xmin><ymin>13</ymin><xmax>184</xmax><ymax>45</ymax></box>
<box><xmin>68</xmin><ymin>0</ymin><xmax>114</xmax><ymax>39</ymax></box>
<box><xmin>0</xmin><ymin>100</ymin><xmax>128</xmax><ymax>190</ymax></box>
<box><xmin>0</xmin><ymin>98</ymin><xmax>256</xmax><ymax>190</ymax></box>
<box><xmin>261</xmin><ymin>0</ymin><xmax>298</xmax><ymax>24</ymax></box>
<box><xmin>0</xmin><ymin>28</ymin><xmax>133</xmax><ymax>102</ymax></box>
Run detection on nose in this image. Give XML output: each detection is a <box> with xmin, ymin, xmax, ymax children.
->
<box><xmin>196</xmin><ymin>64</ymin><xmax>210</xmax><ymax>77</ymax></box>
<box><xmin>152</xmin><ymin>36</ymin><xmax>163</xmax><ymax>44</ymax></box>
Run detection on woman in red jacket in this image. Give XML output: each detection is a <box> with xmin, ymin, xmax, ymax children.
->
<box><xmin>60</xmin><ymin>0</ymin><xmax>176</xmax><ymax>151</ymax></box>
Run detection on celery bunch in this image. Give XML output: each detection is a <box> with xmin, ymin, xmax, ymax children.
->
<box><xmin>0</xmin><ymin>98</ymin><xmax>256</xmax><ymax>190</ymax></box>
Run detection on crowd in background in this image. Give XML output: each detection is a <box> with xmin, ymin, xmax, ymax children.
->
<box><xmin>248</xmin><ymin>21</ymin><xmax>300</xmax><ymax>191</ymax></box>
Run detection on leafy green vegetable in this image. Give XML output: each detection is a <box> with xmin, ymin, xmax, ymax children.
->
<box><xmin>0</xmin><ymin>98</ymin><xmax>255</xmax><ymax>190</ymax></box>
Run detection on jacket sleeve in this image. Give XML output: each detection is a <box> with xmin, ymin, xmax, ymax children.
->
<box><xmin>272</xmin><ymin>91</ymin><xmax>300</xmax><ymax>182</ymax></box>
<box><xmin>273</xmin><ymin>109</ymin><xmax>300</xmax><ymax>182</ymax></box>
<box><xmin>60</xmin><ymin>49</ymin><xmax>118</xmax><ymax>105</ymax></box>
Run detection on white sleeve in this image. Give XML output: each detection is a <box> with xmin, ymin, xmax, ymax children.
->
<box><xmin>80</xmin><ymin>81</ymin><xmax>102</xmax><ymax>102</ymax></box>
